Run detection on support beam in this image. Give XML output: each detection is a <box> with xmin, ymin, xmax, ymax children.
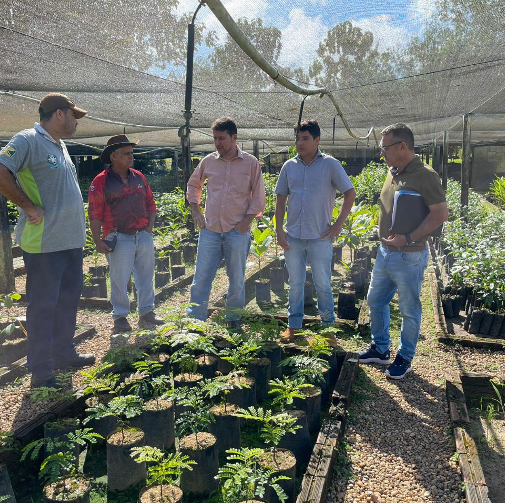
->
<box><xmin>0</xmin><ymin>194</ymin><xmax>15</xmax><ymax>294</ymax></box>
<box><xmin>252</xmin><ymin>140</ymin><xmax>259</xmax><ymax>160</ymax></box>
<box><xmin>461</xmin><ymin>114</ymin><xmax>471</xmax><ymax>215</ymax></box>
<box><xmin>442</xmin><ymin>131</ymin><xmax>449</xmax><ymax>190</ymax></box>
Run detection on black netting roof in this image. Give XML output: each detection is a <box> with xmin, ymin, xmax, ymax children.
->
<box><xmin>1</xmin><ymin>0</ymin><xmax>505</xmax><ymax>152</ymax></box>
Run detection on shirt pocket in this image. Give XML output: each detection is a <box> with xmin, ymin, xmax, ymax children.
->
<box><xmin>231</xmin><ymin>173</ymin><xmax>251</xmax><ymax>197</ymax></box>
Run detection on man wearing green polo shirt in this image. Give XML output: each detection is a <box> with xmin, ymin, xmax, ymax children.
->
<box><xmin>0</xmin><ymin>93</ymin><xmax>95</xmax><ymax>388</ymax></box>
<box><xmin>359</xmin><ymin>123</ymin><xmax>448</xmax><ymax>379</ymax></box>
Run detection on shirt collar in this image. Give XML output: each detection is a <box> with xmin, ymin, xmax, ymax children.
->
<box><xmin>296</xmin><ymin>149</ymin><xmax>324</xmax><ymax>166</ymax></box>
<box><xmin>214</xmin><ymin>146</ymin><xmax>244</xmax><ymax>161</ymax></box>
<box><xmin>34</xmin><ymin>123</ymin><xmax>61</xmax><ymax>146</ymax></box>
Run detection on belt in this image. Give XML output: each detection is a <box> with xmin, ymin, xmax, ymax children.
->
<box><xmin>385</xmin><ymin>243</ymin><xmax>426</xmax><ymax>252</ymax></box>
<box><xmin>117</xmin><ymin>227</ymin><xmax>146</xmax><ymax>235</ymax></box>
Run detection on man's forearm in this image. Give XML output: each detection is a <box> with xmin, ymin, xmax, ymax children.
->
<box><xmin>89</xmin><ymin>219</ymin><xmax>104</xmax><ymax>244</ymax></box>
<box><xmin>334</xmin><ymin>188</ymin><xmax>356</xmax><ymax>225</ymax></box>
<box><xmin>0</xmin><ymin>164</ymin><xmax>36</xmax><ymax>211</ymax></box>
<box><xmin>275</xmin><ymin>195</ymin><xmax>288</xmax><ymax>230</ymax></box>
<box><xmin>146</xmin><ymin>211</ymin><xmax>156</xmax><ymax>232</ymax></box>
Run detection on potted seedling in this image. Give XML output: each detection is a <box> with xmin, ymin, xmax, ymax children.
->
<box><xmin>102</xmin><ymin>345</ymin><xmax>144</xmax><ymax>374</ymax></box>
<box><xmin>131</xmin><ymin>447</ymin><xmax>195</xmax><ymax>503</ymax></box>
<box><xmin>21</xmin><ymin>428</ymin><xmax>102</xmax><ymax>503</ymax></box>
<box><xmin>233</xmin><ymin>407</ymin><xmax>299</xmax><ymax>502</ymax></box>
<box><xmin>0</xmin><ymin>431</ymin><xmax>18</xmax><ymax>503</ymax></box>
<box><xmin>0</xmin><ymin>293</ymin><xmax>26</xmax><ymax>366</ymax></box>
<box><xmin>262</xmin><ymin>214</ymin><xmax>285</xmax><ymax>292</ymax></box>
<box><xmin>250</xmin><ymin>223</ymin><xmax>273</xmax><ymax>304</ymax></box>
<box><xmin>202</xmin><ymin>376</ymin><xmax>251</xmax><ymax>452</ymax></box>
<box><xmin>81</xmin><ymin>272</ymin><xmax>100</xmax><ymax>298</ymax></box>
<box><xmin>216</xmin><ymin>447</ymin><xmax>289</xmax><ymax>503</ymax></box>
<box><xmin>176</xmin><ymin>387</ymin><xmax>219</xmax><ymax>496</ymax></box>
<box><xmin>84</xmin><ymin>394</ymin><xmax>145</xmax><ymax>491</ymax></box>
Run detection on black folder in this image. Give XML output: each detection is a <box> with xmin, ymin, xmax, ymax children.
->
<box><xmin>390</xmin><ymin>190</ymin><xmax>429</xmax><ymax>235</ymax></box>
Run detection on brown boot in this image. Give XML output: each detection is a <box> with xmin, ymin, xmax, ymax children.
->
<box><xmin>280</xmin><ymin>327</ymin><xmax>301</xmax><ymax>342</ymax></box>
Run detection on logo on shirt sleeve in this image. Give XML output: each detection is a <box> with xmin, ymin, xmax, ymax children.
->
<box><xmin>47</xmin><ymin>154</ymin><xmax>60</xmax><ymax>169</ymax></box>
<box><xmin>0</xmin><ymin>146</ymin><xmax>16</xmax><ymax>158</ymax></box>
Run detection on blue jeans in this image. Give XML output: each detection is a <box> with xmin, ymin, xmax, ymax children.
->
<box><xmin>107</xmin><ymin>230</ymin><xmax>155</xmax><ymax>319</ymax></box>
<box><xmin>23</xmin><ymin>248</ymin><xmax>83</xmax><ymax>378</ymax></box>
<box><xmin>367</xmin><ymin>244</ymin><xmax>429</xmax><ymax>361</ymax></box>
<box><xmin>284</xmin><ymin>235</ymin><xmax>335</xmax><ymax>328</ymax></box>
<box><xmin>187</xmin><ymin>228</ymin><xmax>250</xmax><ymax>321</ymax></box>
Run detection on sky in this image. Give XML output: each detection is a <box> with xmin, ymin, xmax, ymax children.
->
<box><xmin>175</xmin><ymin>0</ymin><xmax>437</xmax><ymax>72</ymax></box>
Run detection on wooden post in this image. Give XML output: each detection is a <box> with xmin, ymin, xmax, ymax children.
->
<box><xmin>252</xmin><ymin>140</ymin><xmax>259</xmax><ymax>160</ymax></box>
<box><xmin>0</xmin><ymin>194</ymin><xmax>15</xmax><ymax>294</ymax></box>
<box><xmin>425</xmin><ymin>147</ymin><xmax>430</xmax><ymax>165</ymax></box>
<box><xmin>461</xmin><ymin>114</ymin><xmax>471</xmax><ymax>216</ymax></box>
<box><xmin>442</xmin><ymin>131</ymin><xmax>449</xmax><ymax>190</ymax></box>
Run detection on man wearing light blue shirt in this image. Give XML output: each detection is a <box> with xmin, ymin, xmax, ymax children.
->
<box><xmin>275</xmin><ymin>119</ymin><xmax>355</xmax><ymax>340</ymax></box>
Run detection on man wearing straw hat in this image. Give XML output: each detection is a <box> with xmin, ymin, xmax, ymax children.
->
<box><xmin>0</xmin><ymin>92</ymin><xmax>95</xmax><ymax>388</ymax></box>
<box><xmin>88</xmin><ymin>135</ymin><xmax>164</xmax><ymax>333</ymax></box>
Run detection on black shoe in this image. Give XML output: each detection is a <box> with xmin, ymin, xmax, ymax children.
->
<box><xmin>358</xmin><ymin>344</ymin><xmax>392</xmax><ymax>364</ymax></box>
<box><xmin>138</xmin><ymin>311</ymin><xmax>164</xmax><ymax>328</ymax></box>
<box><xmin>54</xmin><ymin>353</ymin><xmax>96</xmax><ymax>370</ymax></box>
<box><xmin>385</xmin><ymin>354</ymin><xmax>413</xmax><ymax>380</ymax></box>
<box><xmin>114</xmin><ymin>317</ymin><xmax>132</xmax><ymax>332</ymax></box>
<box><xmin>30</xmin><ymin>374</ymin><xmax>58</xmax><ymax>388</ymax></box>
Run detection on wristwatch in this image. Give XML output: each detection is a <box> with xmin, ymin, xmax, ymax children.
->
<box><xmin>405</xmin><ymin>234</ymin><xmax>413</xmax><ymax>245</ymax></box>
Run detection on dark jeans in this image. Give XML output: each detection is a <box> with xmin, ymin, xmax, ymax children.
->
<box><xmin>23</xmin><ymin>248</ymin><xmax>83</xmax><ymax>378</ymax></box>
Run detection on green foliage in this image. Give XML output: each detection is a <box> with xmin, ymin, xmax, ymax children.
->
<box><xmin>21</xmin><ymin>428</ymin><xmax>102</xmax><ymax>486</ymax></box>
<box><xmin>268</xmin><ymin>378</ymin><xmax>313</xmax><ymax>411</ymax></box>
<box><xmin>175</xmin><ymin>387</ymin><xmax>214</xmax><ymax>443</ymax></box>
<box><xmin>219</xmin><ymin>332</ymin><xmax>262</xmax><ymax>372</ymax></box>
<box><xmin>77</xmin><ymin>362</ymin><xmax>118</xmax><ymax>398</ymax></box>
<box><xmin>130</xmin><ymin>447</ymin><xmax>195</xmax><ymax>489</ymax></box>
<box><xmin>217</xmin><ymin>447</ymin><xmax>289</xmax><ymax>503</ymax></box>
<box><xmin>250</xmin><ymin>224</ymin><xmax>273</xmax><ymax>274</ymax></box>
<box><xmin>84</xmin><ymin>395</ymin><xmax>143</xmax><ymax>441</ymax></box>
<box><xmin>263</xmin><ymin>173</ymin><xmax>279</xmax><ymax>216</ymax></box>
<box><xmin>234</xmin><ymin>407</ymin><xmax>300</xmax><ymax>449</ymax></box>
<box><xmin>102</xmin><ymin>346</ymin><xmax>144</xmax><ymax>372</ymax></box>
<box><xmin>350</xmin><ymin>161</ymin><xmax>388</xmax><ymax>205</ymax></box>
<box><xmin>335</xmin><ymin>201</ymin><xmax>377</xmax><ymax>263</ymax></box>
<box><xmin>170</xmin><ymin>331</ymin><xmax>217</xmax><ymax>374</ymax></box>
<box><xmin>202</xmin><ymin>375</ymin><xmax>251</xmax><ymax>411</ymax></box>
<box><xmin>488</xmin><ymin>175</ymin><xmax>505</xmax><ymax>209</ymax></box>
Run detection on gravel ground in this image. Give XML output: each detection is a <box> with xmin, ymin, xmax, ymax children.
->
<box><xmin>327</xmin><ymin>263</ymin><xmax>505</xmax><ymax>503</ymax></box>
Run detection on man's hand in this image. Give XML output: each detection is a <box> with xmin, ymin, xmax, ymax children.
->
<box><xmin>321</xmin><ymin>221</ymin><xmax>343</xmax><ymax>241</ymax></box>
<box><xmin>192</xmin><ymin>210</ymin><xmax>206</xmax><ymax>230</ymax></box>
<box><xmin>95</xmin><ymin>240</ymin><xmax>112</xmax><ymax>254</ymax></box>
<box><xmin>277</xmin><ymin>228</ymin><xmax>289</xmax><ymax>250</ymax></box>
<box><xmin>26</xmin><ymin>205</ymin><xmax>45</xmax><ymax>225</ymax></box>
<box><xmin>381</xmin><ymin>234</ymin><xmax>407</xmax><ymax>247</ymax></box>
<box><xmin>235</xmin><ymin>220</ymin><xmax>251</xmax><ymax>234</ymax></box>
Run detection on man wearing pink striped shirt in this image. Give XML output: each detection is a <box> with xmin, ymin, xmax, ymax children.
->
<box><xmin>186</xmin><ymin>117</ymin><xmax>266</xmax><ymax>326</ymax></box>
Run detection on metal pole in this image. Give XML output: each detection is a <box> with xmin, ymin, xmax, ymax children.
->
<box><xmin>252</xmin><ymin>140</ymin><xmax>259</xmax><ymax>160</ymax></box>
<box><xmin>442</xmin><ymin>131</ymin><xmax>449</xmax><ymax>190</ymax></box>
<box><xmin>0</xmin><ymin>194</ymin><xmax>15</xmax><ymax>294</ymax></box>
<box><xmin>461</xmin><ymin>113</ymin><xmax>471</xmax><ymax>216</ymax></box>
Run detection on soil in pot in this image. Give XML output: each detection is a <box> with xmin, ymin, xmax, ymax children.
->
<box><xmin>247</xmin><ymin>357</ymin><xmax>271</xmax><ymax>402</ymax></box>
<box><xmin>179</xmin><ymin>432</ymin><xmax>219</xmax><ymax>496</ymax></box>
<box><xmin>155</xmin><ymin>271</ymin><xmax>170</xmax><ymax>289</ymax></box>
<box><xmin>276</xmin><ymin>410</ymin><xmax>312</xmax><ymax>469</ymax></box>
<box><xmin>1</xmin><ymin>338</ymin><xmax>27</xmax><ymax>365</ymax></box>
<box><xmin>227</xmin><ymin>376</ymin><xmax>256</xmax><ymax>409</ymax></box>
<box><xmin>262</xmin><ymin>341</ymin><xmax>282</xmax><ymax>379</ymax></box>
<box><xmin>195</xmin><ymin>354</ymin><xmax>218</xmax><ymax>379</ymax></box>
<box><xmin>209</xmin><ymin>403</ymin><xmax>241</xmax><ymax>453</ymax></box>
<box><xmin>170</xmin><ymin>250</ymin><xmax>182</xmax><ymax>266</ymax></box>
<box><xmin>155</xmin><ymin>257</ymin><xmax>169</xmax><ymax>272</ymax></box>
<box><xmin>183</xmin><ymin>243</ymin><xmax>196</xmax><ymax>263</ymax></box>
<box><xmin>0</xmin><ymin>463</ymin><xmax>16</xmax><ymax>503</ymax></box>
<box><xmin>141</xmin><ymin>399</ymin><xmax>175</xmax><ymax>450</ymax></box>
<box><xmin>44</xmin><ymin>474</ymin><xmax>91</xmax><ymax>503</ymax></box>
<box><xmin>81</xmin><ymin>284</ymin><xmax>100</xmax><ymax>298</ymax></box>
<box><xmin>270</xmin><ymin>266</ymin><xmax>285</xmax><ymax>292</ymax></box>
<box><xmin>171</xmin><ymin>264</ymin><xmax>185</xmax><ymax>280</ymax></box>
<box><xmin>293</xmin><ymin>385</ymin><xmax>322</xmax><ymax>433</ymax></box>
<box><xmin>139</xmin><ymin>484</ymin><xmax>183</xmax><ymax>503</ymax></box>
<box><xmin>258</xmin><ymin>448</ymin><xmax>296</xmax><ymax>503</ymax></box>
<box><xmin>107</xmin><ymin>428</ymin><xmax>145</xmax><ymax>492</ymax></box>
<box><xmin>255</xmin><ymin>279</ymin><xmax>271</xmax><ymax>304</ymax></box>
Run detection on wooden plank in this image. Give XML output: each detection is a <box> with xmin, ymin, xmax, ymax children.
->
<box><xmin>332</xmin><ymin>352</ymin><xmax>359</xmax><ymax>407</ymax></box>
<box><xmin>0</xmin><ymin>325</ymin><xmax>95</xmax><ymax>386</ymax></box>
<box><xmin>438</xmin><ymin>335</ymin><xmax>505</xmax><ymax>350</ymax></box>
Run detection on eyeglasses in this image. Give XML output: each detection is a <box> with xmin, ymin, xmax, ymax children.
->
<box><xmin>379</xmin><ymin>140</ymin><xmax>403</xmax><ymax>152</ymax></box>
